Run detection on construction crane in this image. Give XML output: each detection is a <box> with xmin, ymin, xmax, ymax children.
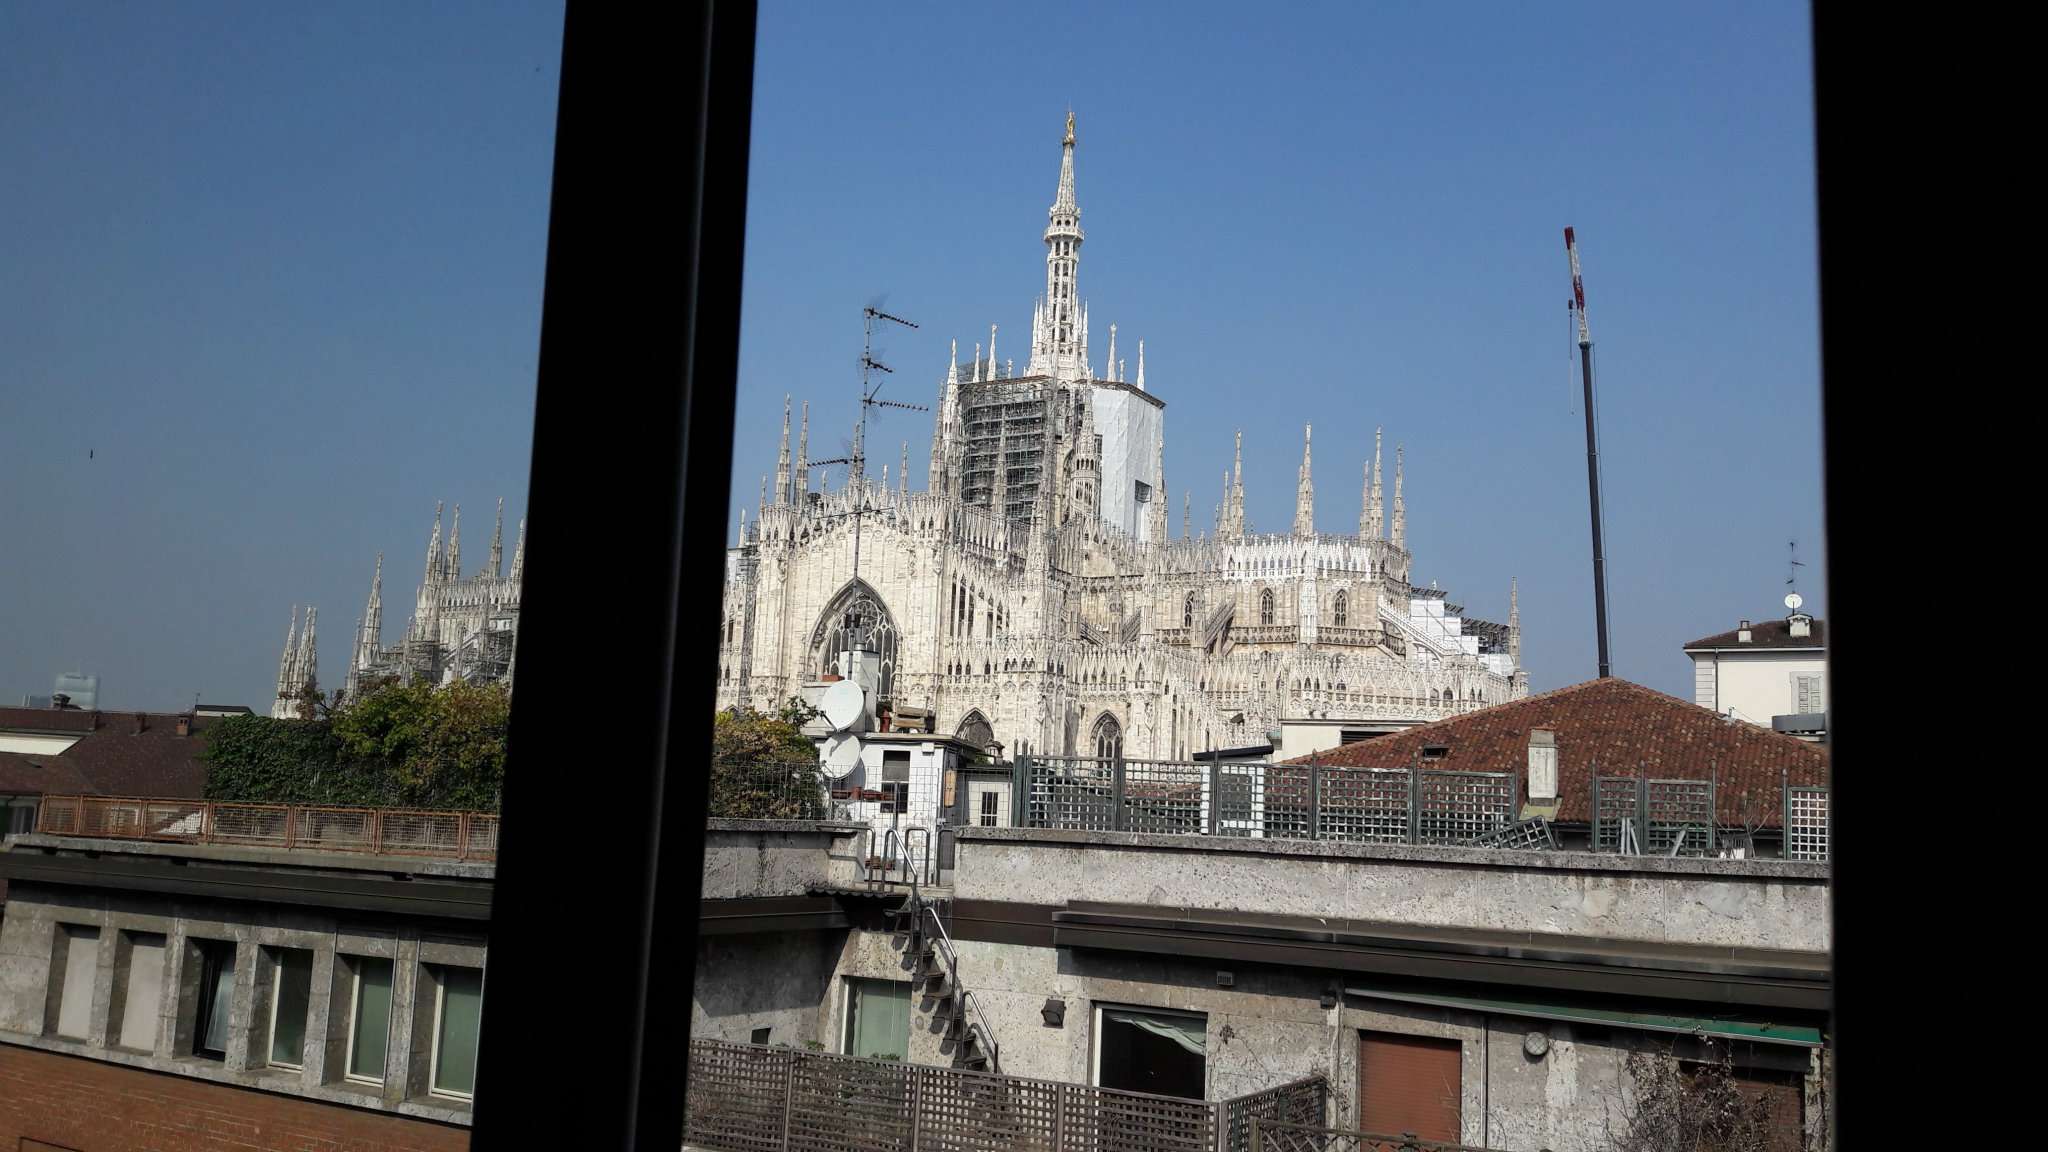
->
<box><xmin>1565</xmin><ymin>226</ymin><xmax>1612</xmax><ymax>679</ymax></box>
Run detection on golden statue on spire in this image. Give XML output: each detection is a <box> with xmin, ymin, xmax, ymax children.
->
<box><xmin>1064</xmin><ymin>109</ymin><xmax>1076</xmax><ymax>145</ymax></box>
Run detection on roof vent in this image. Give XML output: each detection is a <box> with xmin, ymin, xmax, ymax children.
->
<box><xmin>1788</xmin><ymin>614</ymin><xmax>1811</xmax><ymax>639</ymax></box>
<box><xmin>1420</xmin><ymin>744</ymin><xmax>1450</xmax><ymax>761</ymax></box>
<box><xmin>1737</xmin><ymin>620</ymin><xmax>1752</xmax><ymax>643</ymax></box>
<box><xmin>175</xmin><ymin>714</ymin><xmax>192</xmax><ymax>737</ymax></box>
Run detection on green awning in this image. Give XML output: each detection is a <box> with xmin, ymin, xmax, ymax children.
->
<box><xmin>1346</xmin><ymin>983</ymin><xmax>1822</xmax><ymax>1047</ymax></box>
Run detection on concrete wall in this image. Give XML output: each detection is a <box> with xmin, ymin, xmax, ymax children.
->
<box><xmin>690</xmin><ymin>930</ymin><xmax>845</xmax><ymax>1050</ymax></box>
<box><xmin>952</xmin><ymin>827</ymin><xmax>1830</xmax><ymax>951</ymax></box>
<box><xmin>1691</xmin><ymin>651</ymin><xmax>1828</xmax><ymax>726</ymax></box>
<box><xmin>700</xmin><ymin>820</ymin><xmax>869</xmax><ymax>897</ymax></box>
<box><xmin>0</xmin><ymin>881</ymin><xmax>484</xmax><ymax>1127</ymax></box>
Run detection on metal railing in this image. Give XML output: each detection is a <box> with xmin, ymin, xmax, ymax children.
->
<box><xmin>913</xmin><ymin>891</ymin><xmax>1003</xmax><ymax>1074</ymax></box>
<box><xmin>712</xmin><ymin>757</ymin><xmax>829</xmax><ymax>820</ymax></box>
<box><xmin>33</xmin><ymin>794</ymin><xmax>499</xmax><ymax>861</ymax></box>
<box><xmin>1250</xmin><ymin>1121</ymin><xmax>1486</xmax><ymax>1152</ymax></box>
<box><xmin>684</xmin><ymin>1039</ymin><xmax>1325</xmax><ymax>1152</ymax></box>
<box><xmin>1022</xmin><ymin>756</ymin><xmax>1517</xmax><ymax>849</ymax></box>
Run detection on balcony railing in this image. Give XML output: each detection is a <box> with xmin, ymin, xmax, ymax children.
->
<box><xmin>685</xmin><ymin>1039</ymin><xmax>1326</xmax><ymax>1152</ymax></box>
<box><xmin>31</xmin><ymin>794</ymin><xmax>499</xmax><ymax>861</ymax></box>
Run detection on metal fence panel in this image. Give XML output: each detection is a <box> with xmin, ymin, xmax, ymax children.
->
<box><xmin>1315</xmin><ymin>768</ymin><xmax>1410</xmax><ymax>844</ymax></box>
<box><xmin>33</xmin><ymin>795</ymin><xmax>497</xmax><ymax>861</ymax></box>
<box><xmin>1644</xmin><ymin>779</ymin><xmax>1714</xmax><ymax>856</ymax></box>
<box><xmin>1120</xmin><ymin>760</ymin><xmax>1209</xmax><ymax>836</ymax></box>
<box><xmin>1030</xmin><ymin>757</ymin><xmax>1119</xmax><ymax>832</ymax></box>
<box><xmin>1061</xmin><ymin>1082</ymin><xmax>1215</xmax><ymax>1152</ymax></box>
<box><xmin>687</xmin><ymin>1040</ymin><xmax>793</xmax><ymax>1152</ymax></box>
<box><xmin>914</xmin><ymin>1065</ymin><xmax>1060</xmax><ymax>1152</ymax></box>
<box><xmin>1221</xmin><ymin>1078</ymin><xmax>1328</xmax><ymax>1152</ymax></box>
<box><xmin>1413</xmin><ymin>770</ymin><xmax>1513</xmax><ymax>845</ymax></box>
<box><xmin>787</xmin><ymin>1049</ymin><xmax>914</xmax><ymax>1152</ymax></box>
<box><xmin>1592</xmin><ymin>775</ymin><xmax>1639</xmax><ymax>853</ymax></box>
<box><xmin>208</xmin><ymin>803</ymin><xmax>294</xmax><ymax>849</ymax></box>
<box><xmin>1786</xmin><ymin>785</ymin><xmax>1829</xmax><ymax>861</ymax></box>
<box><xmin>378</xmin><ymin>809</ymin><xmax>465</xmax><ymax>857</ymax></box>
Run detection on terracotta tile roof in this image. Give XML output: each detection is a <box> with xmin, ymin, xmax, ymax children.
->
<box><xmin>0</xmin><ymin>752</ymin><xmax>94</xmax><ymax>795</ymax></box>
<box><xmin>1281</xmin><ymin>677</ymin><xmax>1827</xmax><ymax>828</ymax></box>
<box><xmin>1684</xmin><ymin>618</ymin><xmax>1825</xmax><ymax>650</ymax></box>
<box><xmin>0</xmin><ymin>709</ymin><xmax>217</xmax><ymax>798</ymax></box>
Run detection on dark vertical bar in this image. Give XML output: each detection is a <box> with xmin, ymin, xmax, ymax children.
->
<box><xmin>1207</xmin><ymin>759</ymin><xmax>1220</xmax><ymax>836</ymax></box>
<box><xmin>1307</xmin><ymin>758</ymin><xmax>1321</xmax><ymax>841</ymax></box>
<box><xmin>1579</xmin><ymin>342</ymin><xmax>1611</xmax><ymax>679</ymax></box>
<box><xmin>471</xmin><ymin>1</ymin><xmax>758</xmax><ymax>1146</ymax></box>
<box><xmin>1111</xmin><ymin>754</ymin><xmax>1126</xmax><ymax>832</ymax></box>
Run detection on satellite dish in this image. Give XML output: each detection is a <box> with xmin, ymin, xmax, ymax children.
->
<box><xmin>821</xmin><ymin>732</ymin><xmax>863</xmax><ymax>780</ymax></box>
<box><xmin>821</xmin><ymin>680</ymin><xmax>866</xmax><ymax>732</ymax></box>
<box><xmin>1784</xmin><ymin>592</ymin><xmax>1804</xmax><ymax>612</ymax></box>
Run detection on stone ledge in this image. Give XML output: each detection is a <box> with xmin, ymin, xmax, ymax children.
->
<box><xmin>3</xmin><ymin>833</ymin><xmax>496</xmax><ymax>880</ymax></box>
<box><xmin>705</xmin><ymin>819</ymin><xmax>868</xmax><ymax>835</ymax></box>
<box><xmin>952</xmin><ymin>825</ymin><xmax>1829</xmax><ymax>879</ymax></box>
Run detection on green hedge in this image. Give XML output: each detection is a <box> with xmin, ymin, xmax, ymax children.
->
<box><xmin>202</xmin><ymin>681</ymin><xmax>507</xmax><ymax>811</ymax></box>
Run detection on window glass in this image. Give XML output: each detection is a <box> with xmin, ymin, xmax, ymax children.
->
<box><xmin>269</xmin><ymin>948</ymin><xmax>314</xmax><ymax>1068</ymax></box>
<box><xmin>1097</xmin><ymin>1007</ymin><xmax>1205</xmax><ymax>1099</ymax></box>
<box><xmin>117</xmin><ymin>932</ymin><xmax>166</xmax><ymax>1052</ymax></box>
<box><xmin>55</xmin><ymin>926</ymin><xmax>99</xmax><ymax>1040</ymax></box>
<box><xmin>432</xmin><ymin>966</ymin><xmax>484</xmax><ymax>1097</ymax></box>
<box><xmin>193</xmin><ymin>939</ymin><xmax>236</xmax><ymax>1058</ymax></box>
<box><xmin>348</xmin><ymin>957</ymin><xmax>394</xmax><ymax>1082</ymax></box>
<box><xmin>844</xmin><ymin>978</ymin><xmax>910</xmax><ymax>1061</ymax></box>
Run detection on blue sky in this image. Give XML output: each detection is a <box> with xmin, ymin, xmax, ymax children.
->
<box><xmin>1</xmin><ymin>1</ymin><xmax>1820</xmax><ymax>711</ymax></box>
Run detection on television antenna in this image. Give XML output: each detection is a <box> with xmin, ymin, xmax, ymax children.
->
<box><xmin>1785</xmin><ymin>539</ymin><xmax>1806</xmax><ymax>612</ymax></box>
<box><xmin>807</xmin><ymin>306</ymin><xmax>925</xmax><ymax>589</ymax></box>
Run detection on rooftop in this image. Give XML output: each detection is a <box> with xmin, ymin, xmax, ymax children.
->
<box><xmin>1685</xmin><ymin>616</ymin><xmax>1825</xmax><ymax>650</ymax></box>
<box><xmin>0</xmin><ymin>705</ymin><xmax>218</xmax><ymax>797</ymax></box>
<box><xmin>1283</xmin><ymin>676</ymin><xmax>1827</xmax><ymax>828</ymax></box>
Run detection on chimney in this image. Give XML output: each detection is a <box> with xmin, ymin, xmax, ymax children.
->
<box><xmin>1788</xmin><ymin>614</ymin><xmax>1811</xmax><ymax>639</ymax></box>
<box><xmin>1527</xmin><ymin>729</ymin><xmax>1558</xmax><ymax>801</ymax></box>
<box><xmin>51</xmin><ymin>692</ymin><xmax>70</xmax><ymax>710</ymax></box>
<box><xmin>175</xmin><ymin>713</ymin><xmax>192</xmax><ymax>737</ymax></box>
<box><xmin>1737</xmin><ymin>619</ymin><xmax>1752</xmax><ymax>643</ymax></box>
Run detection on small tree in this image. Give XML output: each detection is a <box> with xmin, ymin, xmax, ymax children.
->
<box><xmin>710</xmin><ymin>701</ymin><xmax>823</xmax><ymax>818</ymax></box>
<box><xmin>1607</xmin><ymin>1048</ymin><xmax>1803</xmax><ymax>1152</ymax></box>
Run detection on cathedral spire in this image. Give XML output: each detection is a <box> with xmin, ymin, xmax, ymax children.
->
<box><xmin>1364</xmin><ymin>427</ymin><xmax>1383</xmax><ymax>539</ymax></box>
<box><xmin>795</xmin><ymin>401</ymin><xmax>810</xmax><ymax>498</ymax></box>
<box><xmin>489</xmin><ymin>498</ymin><xmax>505</xmax><ymax>578</ymax></box>
<box><xmin>362</xmin><ymin>553</ymin><xmax>384</xmax><ymax>663</ymax></box>
<box><xmin>738</xmin><ymin>507</ymin><xmax>747</xmax><ymax>546</ymax></box>
<box><xmin>1147</xmin><ymin>426</ymin><xmax>1168</xmax><ymax>544</ymax></box>
<box><xmin>424</xmin><ymin>503</ymin><xmax>444</xmax><ymax>587</ymax></box>
<box><xmin>1183</xmin><ymin>490</ymin><xmax>1191</xmax><ymax>540</ymax></box>
<box><xmin>1032</xmin><ymin>110</ymin><xmax>1087</xmax><ymax>380</ymax></box>
<box><xmin>973</xmin><ymin>341</ymin><xmax>982</xmax><ymax>383</ymax></box>
<box><xmin>988</xmin><ymin>325</ymin><xmax>998</xmax><ymax>379</ymax></box>
<box><xmin>774</xmin><ymin>394</ymin><xmax>792</xmax><ymax>505</ymax></box>
<box><xmin>298</xmin><ymin>607</ymin><xmax>317</xmax><ymax>703</ymax></box>
<box><xmin>900</xmin><ymin>441</ymin><xmax>909</xmax><ymax>501</ymax></box>
<box><xmin>1508</xmin><ymin>577</ymin><xmax>1521</xmax><ymax>663</ymax></box>
<box><xmin>1107</xmin><ymin>323</ymin><xmax>1117</xmax><ymax>382</ymax></box>
<box><xmin>276</xmin><ymin>605</ymin><xmax>299</xmax><ymax>699</ymax></box>
<box><xmin>447</xmin><ymin>505</ymin><xmax>461</xmax><ymax>584</ymax></box>
<box><xmin>1294</xmin><ymin>424</ymin><xmax>1315</xmax><ymax>537</ymax></box>
<box><xmin>1136</xmin><ymin>339</ymin><xmax>1146</xmax><ymax>391</ymax></box>
<box><xmin>510</xmin><ymin>518</ymin><xmax>526</xmax><ymax>583</ymax></box>
<box><xmin>1391</xmin><ymin>445</ymin><xmax>1406</xmax><ymax>550</ymax></box>
<box><xmin>931</xmin><ymin>342</ymin><xmax>955</xmax><ymax>491</ymax></box>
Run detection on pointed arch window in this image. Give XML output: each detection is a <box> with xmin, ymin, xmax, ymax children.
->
<box><xmin>1183</xmin><ymin>592</ymin><xmax>1196</xmax><ymax>629</ymax></box>
<box><xmin>1259</xmin><ymin>588</ymin><xmax>1275</xmax><ymax>626</ymax></box>
<box><xmin>1092</xmin><ymin>713</ymin><xmax>1123</xmax><ymax>762</ymax></box>
<box><xmin>956</xmin><ymin>710</ymin><xmax>994</xmax><ymax>753</ymax></box>
<box><xmin>809</xmin><ymin>580</ymin><xmax>899</xmax><ymax>700</ymax></box>
<box><xmin>1333</xmin><ymin>590</ymin><xmax>1348</xmax><ymax>628</ymax></box>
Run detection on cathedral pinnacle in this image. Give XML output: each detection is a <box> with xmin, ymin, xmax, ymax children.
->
<box><xmin>1293</xmin><ymin>424</ymin><xmax>1314</xmax><ymax>537</ymax></box>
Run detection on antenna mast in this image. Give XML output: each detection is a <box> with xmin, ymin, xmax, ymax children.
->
<box><xmin>809</xmin><ymin>306</ymin><xmax>924</xmax><ymax>589</ymax></box>
<box><xmin>1565</xmin><ymin>226</ymin><xmax>1613</xmax><ymax>679</ymax></box>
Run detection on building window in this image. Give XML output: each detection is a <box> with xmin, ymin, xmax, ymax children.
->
<box><xmin>1092</xmin><ymin>713</ymin><xmax>1123</xmax><ymax>761</ymax></box>
<box><xmin>1333</xmin><ymin>590</ymin><xmax>1348</xmax><ymax>627</ymax></box>
<box><xmin>1793</xmin><ymin>673</ymin><xmax>1825</xmax><ymax>714</ymax></box>
<box><xmin>187</xmin><ymin>938</ymin><xmax>238</xmax><ymax>1060</ymax></box>
<box><xmin>1260</xmin><ymin>588</ymin><xmax>1275</xmax><ymax>626</ymax></box>
<box><xmin>1183</xmin><ymin>593</ymin><xmax>1195</xmax><ymax>628</ymax></box>
<box><xmin>428</xmin><ymin>964</ymin><xmax>483</xmax><ymax>1099</ymax></box>
<box><xmin>51</xmin><ymin>925</ymin><xmax>100</xmax><ymax>1040</ymax></box>
<box><xmin>1095</xmin><ymin>1006</ymin><xmax>1206</xmax><ymax>1100</ymax></box>
<box><xmin>1358</xmin><ymin>1030</ymin><xmax>1462</xmax><ymax>1143</ymax></box>
<box><xmin>115</xmin><ymin>931</ymin><xmax>167</xmax><ymax>1052</ymax></box>
<box><xmin>344</xmin><ymin>956</ymin><xmax>395</xmax><ymax>1084</ymax></box>
<box><xmin>266</xmin><ymin>947</ymin><xmax>314</xmax><ymax>1070</ymax></box>
<box><xmin>980</xmin><ymin>790</ymin><xmax>1001</xmax><ymax>827</ymax></box>
<box><xmin>7</xmin><ymin>799</ymin><xmax>38</xmax><ymax>836</ymax></box>
<box><xmin>842</xmin><ymin>978</ymin><xmax>911</xmax><ymax>1061</ymax></box>
<box><xmin>881</xmin><ymin>749</ymin><xmax>911</xmax><ymax>814</ymax></box>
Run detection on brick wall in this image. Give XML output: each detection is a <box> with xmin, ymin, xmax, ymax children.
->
<box><xmin>0</xmin><ymin>1043</ymin><xmax>469</xmax><ymax>1152</ymax></box>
